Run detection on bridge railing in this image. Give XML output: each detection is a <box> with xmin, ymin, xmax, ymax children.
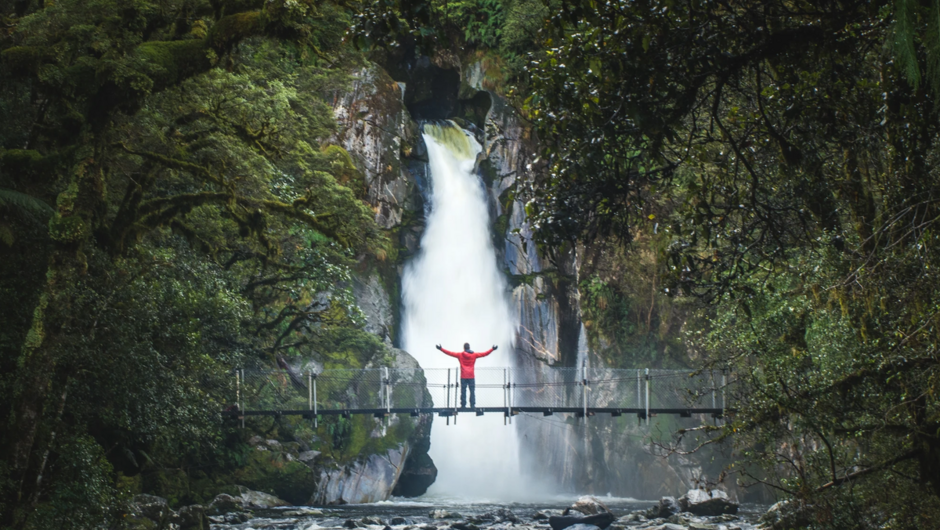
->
<box><xmin>233</xmin><ymin>366</ymin><xmax>731</xmax><ymax>417</ymax></box>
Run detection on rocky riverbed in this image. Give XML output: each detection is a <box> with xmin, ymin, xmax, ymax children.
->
<box><xmin>129</xmin><ymin>492</ymin><xmax>767</xmax><ymax>530</ymax></box>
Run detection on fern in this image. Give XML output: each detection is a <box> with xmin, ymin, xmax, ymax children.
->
<box><xmin>894</xmin><ymin>0</ymin><xmax>921</xmax><ymax>89</ymax></box>
<box><xmin>0</xmin><ymin>188</ymin><xmax>54</xmax><ymax>218</ymax></box>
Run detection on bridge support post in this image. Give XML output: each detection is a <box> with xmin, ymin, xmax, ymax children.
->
<box><xmin>636</xmin><ymin>369</ymin><xmax>641</xmax><ymax>410</ymax></box>
<box><xmin>508</xmin><ymin>370</ymin><xmax>513</xmax><ymax>424</ymax></box>
<box><xmin>581</xmin><ymin>365</ymin><xmax>587</xmax><ymax>422</ymax></box>
<box><xmin>503</xmin><ymin>368</ymin><xmax>508</xmax><ymax>426</ymax></box>
<box><xmin>712</xmin><ymin>370</ymin><xmax>717</xmax><ymax>410</ymax></box>
<box><xmin>313</xmin><ymin>374</ymin><xmax>318</xmax><ymax>428</ymax></box>
<box><xmin>446</xmin><ymin>369</ymin><xmax>451</xmax><ymax>426</ymax></box>
<box><xmin>721</xmin><ymin>370</ymin><xmax>727</xmax><ymax>418</ymax></box>
<box><xmin>384</xmin><ymin>367</ymin><xmax>391</xmax><ymax>417</ymax></box>
<box><xmin>644</xmin><ymin>368</ymin><xmax>650</xmax><ymax>426</ymax></box>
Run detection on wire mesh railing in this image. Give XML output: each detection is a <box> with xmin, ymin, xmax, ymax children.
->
<box><xmin>233</xmin><ymin>367</ymin><xmax>731</xmax><ymax>419</ymax></box>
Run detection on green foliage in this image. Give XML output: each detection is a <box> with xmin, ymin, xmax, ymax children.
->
<box><xmin>578</xmin><ymin>233</ymin><xmax>693</xmax><ymax>369</ymax></box>
<box><xmin>692</xmin><ymin>236</ymin><xmax>940</xmax><ymax>525</ymax></box>
<box><xmin>226</xmin><ymin>450</ymin><xmax>316</xmax><ymax>505</ymax></box>
<box><xmin>433</xmin><ymin>0</ymin><xmax>504</xmax><ymax>48</ymax></box>
<box><xmin>0</xmin><ymin>1</ymin><xmax>390</xmax><ymax>525</ymax></box>
<box><xmin>519</xmin><ymin>0</ymin><xmax>940</xmax><ymax>524</ymax></box>
<box><xmin>24</xmin><ymin>435</ymin><xmax>120</xmax><ymax>530</ymax></box>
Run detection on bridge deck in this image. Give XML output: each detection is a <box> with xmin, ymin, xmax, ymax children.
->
<box><xmin>227</xmin><ymin>366</ymin><xmax>734</xmax><ymax>423</ymax></box>
<box><xmin>222</xmin><ymin>407</ymin><xmax>729</xmax><ymax>418</ymax></box>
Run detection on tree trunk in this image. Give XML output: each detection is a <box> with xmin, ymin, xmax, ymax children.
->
<box><xmin>3</xmin><ymin>154</ymin><xmax>102</xmax><ymax>527</ymax></box>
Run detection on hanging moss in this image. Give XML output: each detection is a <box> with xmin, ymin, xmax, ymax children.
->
<box><xmin>136</xmin><ymin>40</ymin><xmax>210</xmax><ymax>88</ymax></box>
<box><xmin>22</xmin><ymin>295</ymin><xmax>48</xmax><ymax>352</ymax></box>
<box><xmin>322</xmin><ymin>145</ymin><xmax>365</xmax><ymax>198</ymax></box>
<box><xmin>0</xmin><ymin>46</ymin><xmax>50</xmax><ymax>76</ymax></box>
<box><xmin>207</xmin><ymin>11</ymin><xmax>263</xmax><ymax>52</ymax></box>
<box><xmin>0</xmin><ymin>149</ymin><xmax>60</xmax><ymax>181</ymax></box>
<box><xmin>48</xmin><ymin>214</ymin><xmax>88</xmax><ymax>243</ymax></box>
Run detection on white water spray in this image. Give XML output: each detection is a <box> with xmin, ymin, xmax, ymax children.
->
<box><xmin>402</xmin><ymin>123</ymin><xmax>522</xmax><ymax>500</ymax></box>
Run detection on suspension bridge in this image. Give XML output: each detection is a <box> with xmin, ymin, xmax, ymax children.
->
<box><xmin>221</xmin><ymin>367</ymin><xmax>732</xmax><ymax>425</ymax></box>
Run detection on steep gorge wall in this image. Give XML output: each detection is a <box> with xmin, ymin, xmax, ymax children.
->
<box><xmin>329</xmin><ymin>52</ymin><xmax>733</xmax><ymax>502</ymax></box>
<box><xmin>465</xmin><ymin>60</ymin><xmax>737</xmax><ymax>500</ymax></box>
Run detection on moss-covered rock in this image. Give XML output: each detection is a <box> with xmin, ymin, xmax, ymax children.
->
<box><xmin>228</xmin><ymin>450</ymin><xmax>316</xmax><ymax>506</ymax></box>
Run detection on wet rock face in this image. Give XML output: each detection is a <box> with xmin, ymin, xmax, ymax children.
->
<box><xmin>311</xmin><ymin>445</ymin><xmax>411</xmax><ymax>505</ymax></box>
<box><xmin>391</xmin><ymin>412</ymin><xmax>435</xmax><ymax>497</ymax></box>
<box><xmin>354</xmin><ymin>271</ymin><xmax>395</xmax><ymax>343</ymax></box>
<box><xmin>332</xmin><ymin>64</ymin><xmax>417</xmax><ymax>230</ymax></box>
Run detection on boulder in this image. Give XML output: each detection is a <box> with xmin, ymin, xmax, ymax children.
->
<box><xmin>177</xmin><ymin>505</ymin><xmax>208</xmax><ymax>530</ymax></box>
<box><xmin>223</xmin><ymin>512</ymin><xmax>252</xmax><ymax>524</ymax></box>
<box><xmin>567</xmin><ymin>495</ymin><xmax>608</xmax><ymax>515</ymax></box>
<box><xmin>758</xmin><ymin>500</ymin><xmax>811</xmax><ymax>529</ymax></box>
<box><xmin>450</xmin><ymin>523</ymin><xmax>480</xmax><ymax>530</ymax></box>
<box><xmin>391</xmin><ymin>517</ymin><xmax>408</xmax><ymax>525</ymax></box>
<box><xmin>362</xmin><ymin>516</ymin><xmax>386</xmax><ymax>525</ymax></box>
<box><xmin>615</xmin><ymin>513</ymin><xmax>645</xmax><ymax>524</ymax></box>
<box><xmin>128</xmin><ymin>494</ymin><xmax>174</xmax><ymax>526</ymax></box>
<box><xmin>238</xmin><ymin>485</ymin><xmax>292</xmax><ymax>508</ymax></box>
<box><xmin>549</xmin><ymin>512</ymin><xmax>615</xmax><ymax>530</ymax></box>
<box><xmin>345</xmin><ymin>519</ymin><xmax>361</xmax><ymax>528</ymax></box>
<box><xmin>206</xmin><ymin>493</ymin><xmax>243</xmax><ymax>515</ymax></box>
<box><xmin>430</xmin><ymin>509</ymin><xmax>461</xmax><ymax>519</ymax></box>
<box><xmin>647</xmin><ymin>497</ymin><xmax>681</xmax><ymax>519</ymax></box>
<box><xmin>678</xmin><ymin>489</ymin><xmax>738</xmax><ymax>516</ymax></box>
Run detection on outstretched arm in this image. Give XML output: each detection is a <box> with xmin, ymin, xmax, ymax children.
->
<box><xmin>437</xmin><ymin>345</ymin><xmax>461</xmax><ymax>358</ymax></box>
<box><xmin>475</xmin><ymin>345</ymin><xmax>497</xmax><ymax>358</ymax></box>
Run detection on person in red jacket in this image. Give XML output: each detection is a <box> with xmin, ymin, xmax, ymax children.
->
<box><xmin>435</xmin><ymin>342</ymin><xmax>497</xmax><ymax>409</ymax></box>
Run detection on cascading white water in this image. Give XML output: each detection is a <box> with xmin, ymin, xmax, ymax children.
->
<box><xmin>401</xmin><ymin>122</ymin><xmax>523</xmax><ymax>500</ymax></box>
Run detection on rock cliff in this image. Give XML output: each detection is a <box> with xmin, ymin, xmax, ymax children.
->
<box><xmin>327</xmin><ymin>50</ymin><xmax>733</xmax><ymax>502</ymax></box>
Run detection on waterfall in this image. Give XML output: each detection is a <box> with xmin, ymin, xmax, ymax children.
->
<box><xmin>401</xmin><ymin>122</ymin><xmax>523</xmax><ymax>500</ymax></box>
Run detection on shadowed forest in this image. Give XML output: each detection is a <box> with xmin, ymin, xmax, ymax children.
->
<box><xmin>1</xmin><ymin>0</ymin><xmax>940</xmax><ymax>528</ymax></box>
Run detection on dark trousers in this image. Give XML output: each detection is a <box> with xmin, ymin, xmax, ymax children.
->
<box><xmin>460</xmin><ymin>378</ymin><xmax>476</xmax><ymax>408</ymax></box>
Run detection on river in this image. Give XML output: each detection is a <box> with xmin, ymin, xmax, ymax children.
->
<box><xmin>206</xmin><ymin>495</ymin><xmax>766</xmax><ymax>530</ymax></box>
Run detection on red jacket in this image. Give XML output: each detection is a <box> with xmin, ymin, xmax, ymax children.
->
<box><xmin>439</xmin><ymin>347</ymin><xmax>494</xmax><ymax>378</ymax></box>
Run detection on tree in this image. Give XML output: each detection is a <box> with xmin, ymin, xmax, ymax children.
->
<box><xmin>519</xmin><ymin>0</ymin><xmax>940</xmax><ymax>525</ymax></box>
<box><xmin>0</xmin><ymin>1</ymin><xmax>382</xmax><ymax>526</ymax></box>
